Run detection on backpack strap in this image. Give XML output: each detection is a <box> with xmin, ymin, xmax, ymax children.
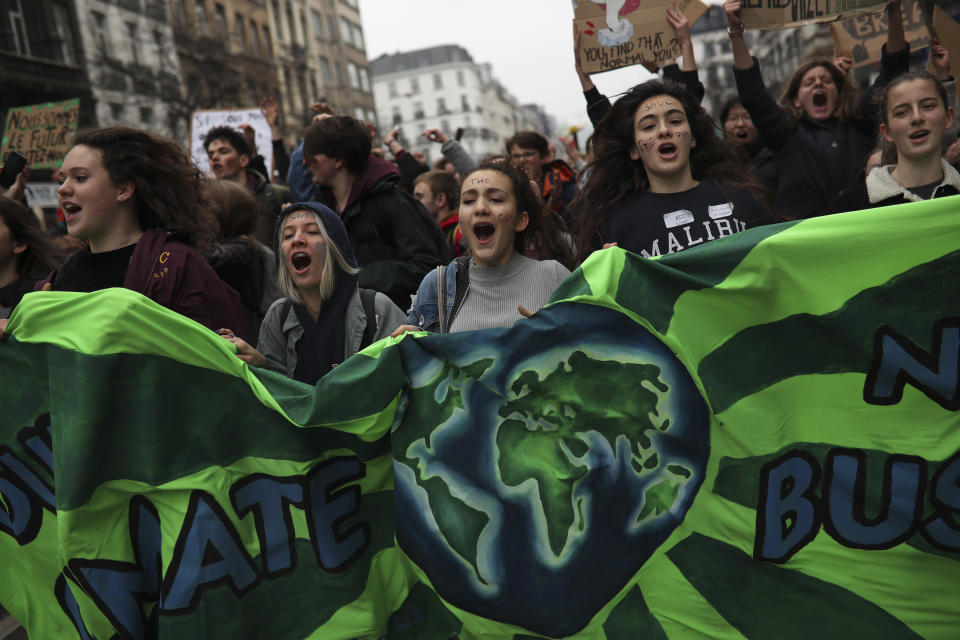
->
<box><xmin>358</xmin><ymin>288</ymin><xmax>378</xmax><ymax>349</ymax></box>
<box><xmin>446</xmin><ymin>256</ymin><xmax>471</xmax><ymax>332</ymax></box>
<box><xmin>280</xmin><ymin>298</ymin><xmax>293</xmax><ymax>328</ymax></box>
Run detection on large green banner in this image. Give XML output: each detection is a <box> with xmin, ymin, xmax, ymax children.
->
<box><xmin>1</xmin><ymin>198</ymin><xmax>958</xmax><ymax>639</ymax></box>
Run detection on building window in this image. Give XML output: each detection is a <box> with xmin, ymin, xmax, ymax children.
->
<box><xmin>347</xmin><ymin>62</ymin><xmax>359</xmax><ymax>89</ymax></box>
<box><xmin>391</xmin><ymin>106</ymin><xmax>401</xmax><ymax>125</ymax></box>
<box><xmin>410</xmin><ymin>77</ymin><xmax>419</xmax><ymax>95</ymax></box>
<box><xmin>354</xmin><ymin>107</ymin><xmax>364</xmax><ymax>121</ymax></box>
<box><xmin>215</xmin><ymin>4</ymin><xmax>227</xmax><ymax>41</ymax></box>
<box><xmin>300</xmin><ymin>11</ymin><xmax>307</xmax><ymax>48</ymax></box>
<box><xmin>262</xmin><ymin>25</ymin><xmax>272</xmax><ymax>58</ymax></box>
<box><xmin>286</xmin><ymin>1</ymin><xmax>297</xmax><ymax>44</ymax></box>
<box><xmin>110</xmin><ymin>103</ymin><xmax>124</xmax><ymax>121</ymax></box>
<box><xmin>140</xmin><ymin>106</ymin><xmax>153</xmax><ymax>124</ymax></box>
<box><xmin>461</xmin><ymin>95</ymin><xmax>469</xmax><ymax>112</ymax></box>
<box><xmin>457</xmin><ymin>70</ymin><xmax>465</xmax><ymax>87</ymax></box>
<box><xmin>194</xmin><ymin>0</ymin><xmax>208</xmax><ymax>36</ymax></box>
<box><xmin>359</xmin><ymin>68</ymin><xmax>370</xmax><ymax>93</ymax></box>
<box><xmin>236</xmin><ymin>13</ymin><xmax>247</xmax><ymax>52</ymax></box>
<box><xmin>174</xmin><ymin>0</ymin><xmax>187</xmax><ymax>27</ymax></box>
<box><xmin>340</xmin><ymin>18</ymin><xmax>352</xmax><ymax>46</ymax></box>
<box><xmin>52</xmin><ymin>2</ymin><xmax>77</xmax><ymax>65</ymax></box>
<box><xmin>311</xmin><ymin>10</ymin><xmax>323</xmax><ymax>39</ymax></box>
<box><xmin>251</xmin><ymin>20</ymin><xmax>261</xmax><ymax>56</ymax></box>
<box><xmin>310</xmin><ymin>72</ymin><xmax>318</xmax><ymax>102</ymax></box>
<box><xmin>388</xmin><ymin>81</ymin><xmax>397</xmax><ymax>98</ymax></box>
<box><xmin>335</xmin><ymin>61</ymin><xmax>343</xmax><ymax>86</ymax></box>
<box><xmin>437</xmin><ymin>97</ymin><xmax>447</xmax><ymax>114</ymax></box>
<box><xmin>319</xmin><ymin>57</ymin><xmax>332</xmax><ymax>85</ymax></box>
<box><xmin>413</xmin><ymin>102</ymin><xmax>424</xmax><ymax>120</ymax></box>
<box><xmin>272</xmin><ymin>1</ymin><xmax>282</xmax><ymax>40</ymax></box>
<box><xmin>353</xmin><ymin>25</ymin><xmax>364</xmax><ymax>49</ymax></box>
<box><xmin>326</xmin><ymin>15</ymin><xmax>338</xmax><ymax>41</ymax></box>
<box><xmin>126</xmin><ymin>22</ymin><xmax>140</xmax><ymax>65</ymax></box>
<box><xmin>8</xmin><ymin>0</ymin><xmax>30</xmax><ymax>56</ymax></box>
<box><xmin>433</xmin><ymin>73</ymin><xmax>443</xmax><ymax>90</ymax></box>
<box><xmin>91</xmin><ymin>11</ymin><xmax>109</xmax><ymax>57</ymax></box>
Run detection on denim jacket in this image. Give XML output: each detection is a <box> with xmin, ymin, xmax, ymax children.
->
<box><xmin>405</xmin><ymin>258</ymin><xmax>463</xmax><ymax>333</ymax></box>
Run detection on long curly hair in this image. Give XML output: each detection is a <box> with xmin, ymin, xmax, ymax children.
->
<box><xmin>462</xmin><ymin>160</ymin><xmax>575</xmax><ymax>270</ymax></box>
<box><xmin>572</xmin><ymin>79</ymin><xmax>769</xmax><ymax>262</ymax></box>
<box><xmin>72</xmin><ymin>126</ymin><xmax>217</xmax><ymax>250</ymax></box>
<box><xmin>779</xmin><ymin>60</ymin><xmax>863</xmax><ymax>128</ymax></box>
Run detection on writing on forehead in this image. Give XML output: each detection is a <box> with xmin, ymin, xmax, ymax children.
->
<box><xmin>644</xmin><ymin>98</ymin><xmax>674</xmax><ymax>111</ymax></box>
<box><xmin>287</xmin><ymin>212</ymin><xmax>311</xmax><ymax>221</ymax></box>
<box><xmin>470</xmin><ymin>177</ymin><xmax>492</xmax><ymax>185</ymax></box>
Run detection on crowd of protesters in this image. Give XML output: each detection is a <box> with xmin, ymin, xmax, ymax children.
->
<box><xmin>1</xmin><ymin>0</ymin><xmax>956</xmax><ymax>383</ymax></box>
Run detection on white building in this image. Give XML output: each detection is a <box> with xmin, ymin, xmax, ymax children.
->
<box><xmin>371</xmin><ymin>44</ymin><xmax>552</xmax><ymax>163</ymax></box>
<box><xmin>75</xmin><ymin>0</ymin><xmax>185</xmax><ymax>138</ymax></box>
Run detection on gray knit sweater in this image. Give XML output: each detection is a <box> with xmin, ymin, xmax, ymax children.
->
<box><xmin>448</xmin><ymin>254</ymin><xmax>569</xmax><ymax>333</ymax></box>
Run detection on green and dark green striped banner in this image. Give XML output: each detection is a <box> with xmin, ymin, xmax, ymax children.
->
<box><xmin>1</xmin><ymin>197</ymin><xmax>958</xmax><ymax>639</ymax></box>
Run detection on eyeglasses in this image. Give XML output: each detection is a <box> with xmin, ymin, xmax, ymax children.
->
<box><xmin>510</xmin><ymin>151</ymin><xmax>539</xmax><ymax>160</ymax></box>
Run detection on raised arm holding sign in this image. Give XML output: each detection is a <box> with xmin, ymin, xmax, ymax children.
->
<box><xmin>724</xmin><ymin>0</ymin><xmax>910</xmax><ymax>219</ymax></box>
<box><xmin>575</xmin><ymin>0</ymin><xmax>705</xmax><ymax>127</ymax></box>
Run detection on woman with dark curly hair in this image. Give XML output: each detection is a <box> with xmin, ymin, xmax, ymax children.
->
<box><xmin>41</xmin><ymin>126</ymin><xmax>242</xmax><ymax>333</ymax></box>
<box><xmin>723</xmin><ymin>0</ymin><xmax>909</xmax><ymax>219</ymax></box>
<box><xmin>397</xmin><ymin>160</ymin><xmax>572</xmax><ymax>334</ymax></box>
<box><xmin>573</xmin><ymin>79</ymin><xmax>777</xmax><ymax>263</ymax></box>
<box><xmin>0</xmin><ymin>196</ymin><xmax>64</xmax><ymax>318</ymax></box>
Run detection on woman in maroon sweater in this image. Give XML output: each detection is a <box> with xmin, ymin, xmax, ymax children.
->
<box><xmin>41</xmin><ymin>126</ymin><xmax>242</xmax><ymax>333</ymax></box>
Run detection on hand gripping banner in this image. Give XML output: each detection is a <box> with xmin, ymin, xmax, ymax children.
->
<box><xmin>1</xmin><ymin>198</ymin><xmax>958</xmax><ymax>639</ymax></box>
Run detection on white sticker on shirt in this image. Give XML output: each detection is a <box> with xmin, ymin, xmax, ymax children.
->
<box><xmin>663</xmin><ymin>209</ymin><xmax>694</xmax><ymax>228</ymax></box>
<box><xmin>708</xmin><ymin>203</ymin><xmax>734</xmax><ymax>219</ymax></box>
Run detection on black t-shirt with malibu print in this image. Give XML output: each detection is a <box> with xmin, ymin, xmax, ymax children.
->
<box><xmin>601</xmin><ymin>179</ymin><xmax>778</xmax><ymax>259</ymax></box>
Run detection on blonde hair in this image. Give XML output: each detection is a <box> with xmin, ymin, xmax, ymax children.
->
<box><xmin>275</xmin><ymin>209</ymin><xmax>358</xmax><ymax>304</ymax></box>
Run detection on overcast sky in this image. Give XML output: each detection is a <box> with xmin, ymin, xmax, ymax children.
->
<box><xmin>357</xmin><ymin>0</ymin><xmax>658</xmax><ymax>136</ymax></box>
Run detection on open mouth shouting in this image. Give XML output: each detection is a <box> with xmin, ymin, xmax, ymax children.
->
<box><xmin>813</xmin><ymin>91</ymin><xmax>827</xmax><ymax>107</ymax></box>
<box><xmin>657</xmin><ymin>141</ymin><xmax>679</xmax><ymax>160</ymax></box>
<box><xmin>61</xmin><ymin>201</ymin><xmax>81</xmax><ymax>223</ymax></box>
<box><xmin>290</xmin><ymin>251</ymin><xmax>312</xmax><ymax>274</ymax></box>
<box><xmin>734</xmin><ymin>129</ymin><xmax>749</xmax><ymax>140</ymax></box>
<box><xmin>472</xmin><ymin>221</ymin><xmax>496</xmax><ymax>245</ymax></box>
<box><xmin>908</xmin><ymin>129</ymin><xmax>931</xmax><ymax>145</ymax></box>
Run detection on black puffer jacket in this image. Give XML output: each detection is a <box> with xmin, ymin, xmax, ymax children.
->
<box><xmin>316</xmin><ymin>157</ymin><xmax>449</xmax><ymax>308</ymax></box>
<box><xmin>733</xmin><ymin>45</ymin><xmax>909</xmax><ymax>220</ymax></box>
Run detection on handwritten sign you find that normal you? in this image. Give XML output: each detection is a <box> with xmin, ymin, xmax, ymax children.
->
<box><xmin>575</xmin><ymin>0</ymin><xmax>709</xmax><ymax>74</ymax></box>
<box><xmin>0</xmin><ymin>99</ymin><xmax>80</xmax><ymax>170</ymax></box>
<box><xmin>741</xmin><ymin>0</ymin><xmax>888</xmax><ymax>30</ymax></box>
<box><xmin>190</xmin><ymin>108</ymin><xmax>273</xmax><ymax>179</ymax></box>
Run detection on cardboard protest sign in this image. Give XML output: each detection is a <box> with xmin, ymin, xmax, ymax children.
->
<box><xmin>742</xmin><ymin>0</ymin><xmax>887</xmax><ymax>30</ymax></box>
<box><xmin>831</xmin><ymin>0</ymin><xmax>930</xmax><ymax>68</ymax></box>
<box><xmin>0</xmin><ymin>99</ymin><xmax>80</xmax><ymax>169</ymax></box>
<box><xmin>575</xmin><ymin>0</ymin><xmax>709</xmax><ymax>74</ymax></box>
<box><xmin>933</xmin><ymin>7</ymin><xmax>960</xmax><ymax>106</ymax></box>
<box><xmin>190</xmin><ymin>108</ymin><xmax>272</xmax><ymax>178</ymax></box>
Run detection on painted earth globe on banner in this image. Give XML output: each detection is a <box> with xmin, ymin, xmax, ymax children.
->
<box><xmin>391</xmin><ymin>303</ymin><xmax>711</xmax><ymax>637</ymax></box>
